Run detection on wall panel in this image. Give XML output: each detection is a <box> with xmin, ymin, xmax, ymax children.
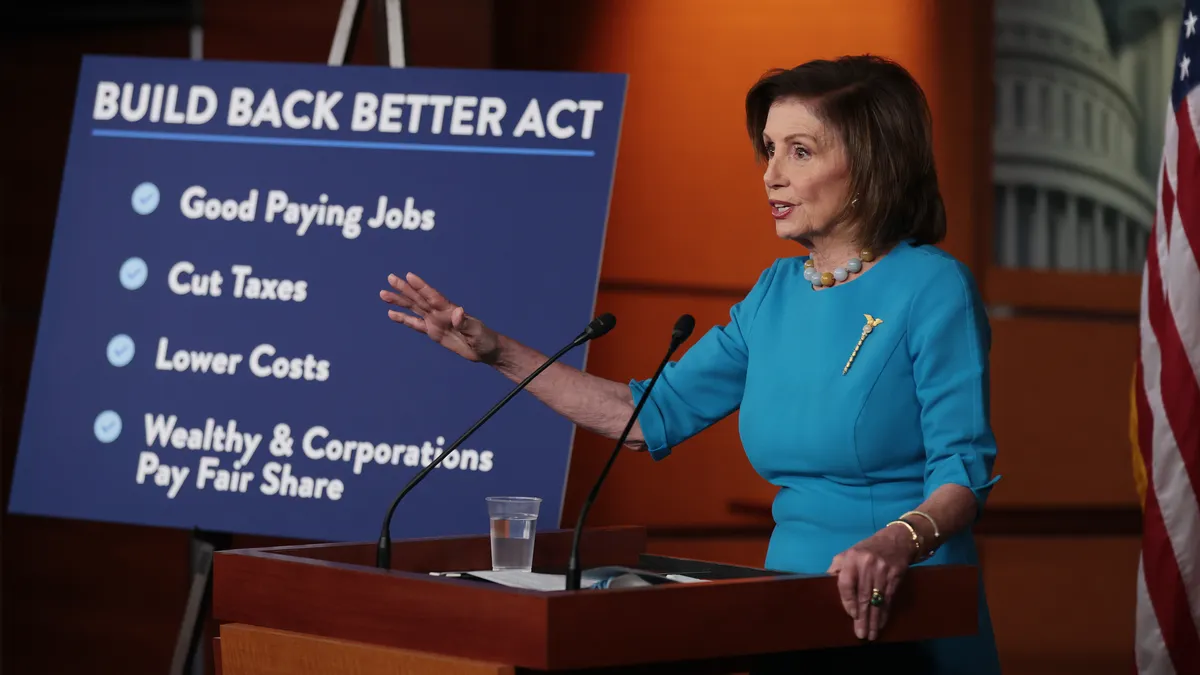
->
<box><xmin>988</xmin><ymin>316</ymin><xmax>1140</xmax><ymax>506</ymax></box>
<box><xmin>979</xmin><ymin>536</ymin><xmax>1139</xmax><ymax>675</ymax></box>
<box><xmin>500</xmin><ymin>0</ymin><xmax>983</xmax><ymax>289</ymax></box>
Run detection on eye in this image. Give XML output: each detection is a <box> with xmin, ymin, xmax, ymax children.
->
<box><xmin>793</xmin><ymin>144</ymin><xmax>810</xmax><ymax>159</ymax></box>
<box><xmin>764</xmin><ymin>141</ymin><xmax>775</xmax><ymax>157</ymax></box>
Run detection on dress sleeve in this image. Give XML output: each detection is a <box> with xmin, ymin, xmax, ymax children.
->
<box><xmin>908</xmin><ymin>260</ymin><xmax>1002</xmax><ymax>513</ymax></box>
<box><xmin>629</xmin><ymin>260</ymin><xmax>781</xmax><ymax>460</ymax></box>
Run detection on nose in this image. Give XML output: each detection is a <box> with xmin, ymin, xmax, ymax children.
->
<box><xmin>763</xmin><ymin>154</ymin><xmax>787</xmax><ymax>190</ymax></box>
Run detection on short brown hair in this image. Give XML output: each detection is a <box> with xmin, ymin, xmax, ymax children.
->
<box><xmin>745</xmin><ymin>54</ymin><xmax>946</xmax><ymax>252</ymax></box>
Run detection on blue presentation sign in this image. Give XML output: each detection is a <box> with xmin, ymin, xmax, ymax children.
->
<box><xmin>7</xmin><ymin>55</ymin><xmax>626</xmax><ymax>542</ymax></box>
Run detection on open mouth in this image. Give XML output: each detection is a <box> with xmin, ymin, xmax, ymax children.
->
<box><xmin>769</xmin><ymin>200</ymin><xmax>795</xmax><ymax>219</ymax></box>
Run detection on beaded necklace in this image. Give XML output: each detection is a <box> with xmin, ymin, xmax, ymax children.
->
<box><xmin>803</xmin><ymin>249</ymin><xmax>875</xmax><ymax>289</ymax></box>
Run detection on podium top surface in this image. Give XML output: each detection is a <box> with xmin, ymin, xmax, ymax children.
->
<box><xmin>212</xmin><ymin>525</ymin><xmax>978</xmax><ymax>671</ymax></box>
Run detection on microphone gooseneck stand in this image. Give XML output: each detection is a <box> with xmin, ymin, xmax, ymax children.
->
<box><xmin>565</xmin><ymin>314</ymin><xmax>694</xmax><ymax>591</ymax></box>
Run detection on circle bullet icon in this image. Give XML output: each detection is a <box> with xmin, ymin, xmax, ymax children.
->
<box><xmin>120</xmin><ymin>257</ymin><xmax>148</xmax><ymax>290</ymax></box>
<box><xmin>106</xmin><ymin>334</ymin><xmax>135</xmax><ymax>367</ymax></box>
<box><xmin>131</xmin><ymin>182</ymin><xmax>160</xmax><ymax>215</ymax></box>
<box><xmin>93</xmin><ymin>410</ymin><xmax>122</xmax><ymax>443</ymax></box>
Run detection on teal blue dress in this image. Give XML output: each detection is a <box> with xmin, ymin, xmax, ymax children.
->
<box><xmin>629</xmin><ymin>240</ymin><xmax>1002</xmax><ymax>673</ymax></box>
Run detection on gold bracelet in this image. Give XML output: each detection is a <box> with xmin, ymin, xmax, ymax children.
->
<box><xmin>901</xmin><ymin>510</ymin><xmax>941</xmax><ymax>543</ymax></box>
<box><xmin>887</xmin><ymin>519</ymin><xmax>922</xmax><ymax>563</ymax></box>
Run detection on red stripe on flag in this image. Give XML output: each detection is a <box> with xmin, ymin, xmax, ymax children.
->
<box><xmin>1161</xmin><ymin>101</ymin><xmax>1200</xmax><ymax>507</ymax></box>
<box><xmin>1176</xmin><ymin>98</ymin><xmax>1200</xmax><ymax>255</ymax></box>
<box><xmin>1142</xmin><ymin>212</ymin><xmax>1200</xmax><ymax>672</ymax></box>
<box><xmin>1162</xmin><ymin>162</ymin><xmax>1174</xmax><ymax>250</ymax></box>
<box><xmin>1140</xmin><ymin>471</ymin><xmax>1200</xmax><ymax>673</ymax></box>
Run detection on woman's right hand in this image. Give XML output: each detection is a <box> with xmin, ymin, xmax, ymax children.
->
<box><xmin>380</xmin><ymin>272</ymin><xmax>501</xmax><ymax>364</ymax></box>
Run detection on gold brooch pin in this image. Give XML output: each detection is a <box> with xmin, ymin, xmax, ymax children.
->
<box><xmin>843</xmin><ymin>314</ymin><xmax>883</xmax><ymax>375</ymax></box>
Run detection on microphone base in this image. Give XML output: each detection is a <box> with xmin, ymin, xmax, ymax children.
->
<box><xmin>375</xmin><ymin>536</ymin><xmax>391</xmax><ymax>570</ymax></box>
<box><xmin>565</xmin><ymin>565</ymin><xmax>582</xmax><ymax>591</ymax></box>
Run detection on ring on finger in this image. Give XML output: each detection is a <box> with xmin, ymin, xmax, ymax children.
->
<box><xmin>869</xmin><ymin>587</ymin><xmax>884</xmax><ymax>607</ymax></box>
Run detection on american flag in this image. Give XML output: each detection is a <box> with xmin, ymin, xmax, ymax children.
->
<box><xmin>1132</xmin><ymin>2</ymin><xmax>1200</xmax><ymax>673</ymax></box>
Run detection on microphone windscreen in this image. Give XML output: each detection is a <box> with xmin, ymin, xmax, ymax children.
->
<box><xmin>672</xmin><ymin>314</ymin><xmax>695</xmax><ymax>342</ymax></box>
<box><xmin>588</xmin><ymin>313</ymin><xmax>617</xmax><ymax>339</ymax></box>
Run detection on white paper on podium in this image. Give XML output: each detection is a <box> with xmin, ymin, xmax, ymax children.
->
<box><xmin>430</xmin><ymin>568</ymin><xmax>708</xmax><ymax>591</ymax></box>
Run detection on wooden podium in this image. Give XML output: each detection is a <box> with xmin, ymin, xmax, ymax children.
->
<box><xmin>211</xmin><ymin>525</ymin><xmax>978</xmax><ymax>674</ymax></box>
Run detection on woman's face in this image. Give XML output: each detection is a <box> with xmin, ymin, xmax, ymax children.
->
<box><xmin>761</xmin><ymin>98</ymin><xmax>853</xmax><ymax>243</ymax></box>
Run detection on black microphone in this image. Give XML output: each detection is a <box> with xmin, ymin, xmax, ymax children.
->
<box><xmin>565</xmin><ymin>313</ymin><xmax>695</xmax><ymax>590</ymax></box>
<box><xmin>376</xmin><ymin>312</ymin><xmax>617</xmax><ymax>569</ymax></box>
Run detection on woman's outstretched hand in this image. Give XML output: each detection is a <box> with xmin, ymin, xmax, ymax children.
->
<box><xmin>380</xmin><ymin>272</ymin><xmax>500</xmax><ymax>363</ymax></box>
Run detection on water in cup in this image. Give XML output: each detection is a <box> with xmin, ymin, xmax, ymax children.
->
<box><xmin>490</xmin><ymin>515</ymin><xmax>537</xmax><ymax>570</ymax></box>
<box><xmin>486</xmin><ymin>496</ymin><xmax>541</xmax><ymax>572</ymax></box>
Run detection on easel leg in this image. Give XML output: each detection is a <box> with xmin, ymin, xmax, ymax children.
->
<box><xmin>328</xmin><ymin>0</ymin><xmax>408</xmax><ymax>67</ymax></box>
<box><xmin>169</xmin><ymin>528</ymin><xmax>233</xmax><ymax>675</ymax></box>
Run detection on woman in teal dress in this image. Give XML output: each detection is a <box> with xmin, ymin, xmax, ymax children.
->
<box><xmin>380</xmin><ymin>54</ymin><xmax>1003</xmax><ymax>674</ymax></box>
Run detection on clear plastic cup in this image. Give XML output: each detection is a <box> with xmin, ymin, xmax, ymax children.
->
<box><xmin>486</xmin><ymin>496</ymin><xmax>541</xmax><ymax>572</ymax></box>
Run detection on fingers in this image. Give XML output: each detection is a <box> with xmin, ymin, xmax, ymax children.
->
<box><xmin>386</xmin><ymin>274</ymin><xmax>434</xmax><ymax>315</ymax></box>
<box><xmin>832</xmin><ymin>541</ymin><xmax>909</xmax><ymax>642</ymax></box>
<box><xmin>865</xmin><ymin>558</ymin><xmax>890</xmax><ymax>641</ymax></box>
<box><xmin>859</xmin><ymin>560</ymin><xmax>904</xmax><ymax>641</ymax></box>
<box><xmin>836</xmin><ymin>563</ymin><xmax>859</xmax><ymax>622</ymax></box>
<box><xmin>379</xmin><ymin>289</ymin><xmax>418</xmax><ymax>312</ymax></box>
<box><xmin>380</xmin><ymin>289</ymin><xmax>427</xmax><ymax>331</ymax></box>
<box><xmin>837</xmin><ymin>553</ymin><xmax>890</xmax><ymax>641</ymax></box>
<box><xmin>855</xmin><ymin>558</ymin><xmax>874</xmax><ymax>640</ymax></box>
<box><xmin>405</xmin><ymin>272</ymin><xmax>452</xmax><ymax>311</ymax></box>
<box><xmin>874</xmin><ymin>567</ymin><xmax>903</xmax><ymax>639</ymax></box>
<box><xmin>386</xmin><ymin>309</ymin><xmax>427</xmax><ymax>333</ymax></box>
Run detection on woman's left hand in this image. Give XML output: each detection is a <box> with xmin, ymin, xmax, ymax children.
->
<box><xmin>826</xmin><ymin>524</ymin><xmax>915</xmax><ymax>641</ymax></box>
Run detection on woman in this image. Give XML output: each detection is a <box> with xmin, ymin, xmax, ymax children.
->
<box><xmin>380</xmin><ymin>54</ymin><xmax>1002</xmax><ymax>674</ymax></box>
